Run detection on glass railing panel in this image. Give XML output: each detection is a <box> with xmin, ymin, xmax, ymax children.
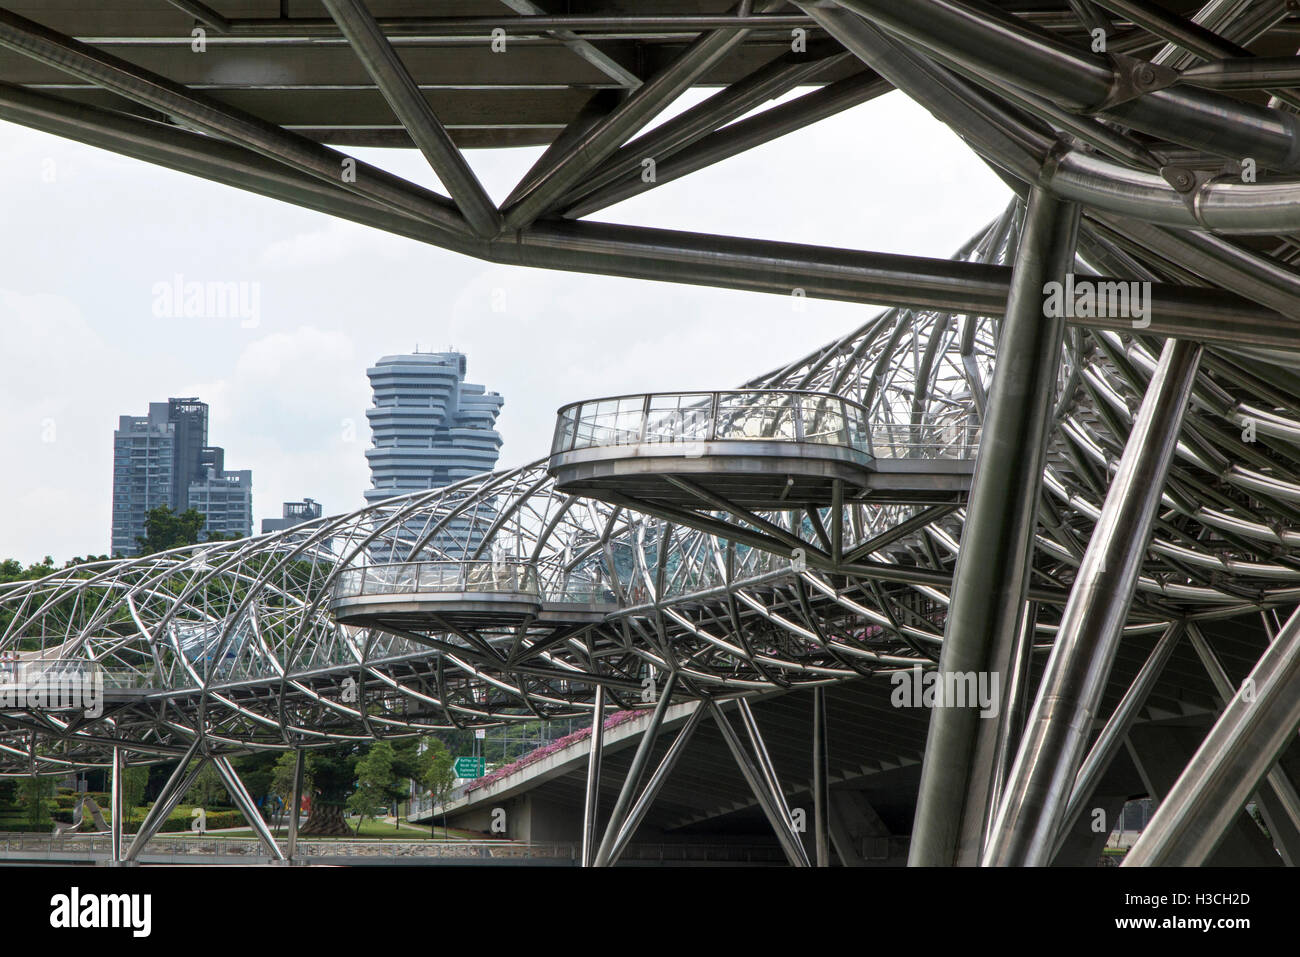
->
<box><xmin>332</xmin><ymin>560</ymin><xmax>544</xmax><ymax>600</ymax></box>
<box><xmin>715</xmin><ymin>391</ymin><xmax>799</xmax><ymax>441</ymax></box>
<box><xmin>869</xmin><ymin>421</ymin><xmax>982</xmax><ymax>459</ymax></box>
<box><xmin>555</xmin><ymin>390</ymin><xmax>891</xmax><ymax>456</ymax></box>
<box><xmin>798</xmin><ymin>395</ymin><xmax>849</xmax><ymax>446</ymax></box>
<box><xmin>571</xmin><ymin>396</ymin><xmax>646</xmax><ymax>450</ymax></box>
<box><xmin>643</xmin><ymin>393</ymin><xmax>714</xmax><ymax>444</ymax></box>
<box><xmin>551</xmin><ymin>410</ymin><xmax>578</xmax><ymax>454</ymax></box>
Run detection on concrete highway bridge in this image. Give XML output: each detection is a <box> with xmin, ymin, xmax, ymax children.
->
<box><xmin>2</xmin><ymin>0</ymin><xmax>1300</xmax><ymax>867</ymax></box>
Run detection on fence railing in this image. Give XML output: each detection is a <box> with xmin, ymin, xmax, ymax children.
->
<box><xmin>554</xmin><ymin>390</ymin><xmax>869</xmax><ymax>454</ymax></box>
<box><xmin>0</xmin><ymin>831</ymin><xmax>577</xmax><ymax>861</ymax></box>
<box><xmin>333</xmin><ymin>560</ymin><xmax>540</xmax><ymax>601</ymax></box>
<box><xmin>553</xmin><ymin>390</ymin><xmax>979</xmax><ymax>459</ymax></box>
<box><xmin>332</xmin><ymin>562</ymin><xmax>617</xmax><ymax>606</ymax></box>
<box><xmin>0</xmin><ymin>658</ymin><xmax>155</xmax><ymax>691</ymax></box>
<box><xmin>868</xmin><ymin>421</ymin><xmax>981</xmax><ymax>459</ymax></box>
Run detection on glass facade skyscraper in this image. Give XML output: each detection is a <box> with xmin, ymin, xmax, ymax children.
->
<box><xmin>110</xmin><ymin>397</ymin><xmax>252</xmax><ymax>555</ymax></box>
<box><xmin>364</xmin><ymin>352</ymin><xmax>504</xmax><ymax>558</ymax></box>
<box><xmin>187</xmin><ymin>468</ymin><xmax>253</xmax><ymax>540</ymax></box>
<box><xmin>364</xmin><ymin>352</ymin><xmax>504</xmax><ymax>503</ymax></box>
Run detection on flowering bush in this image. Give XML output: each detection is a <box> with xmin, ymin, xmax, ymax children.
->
<box><xmin>465</xmin><ymin>708</ymin><xmax>648</xmax><ymax>793</ymax></box>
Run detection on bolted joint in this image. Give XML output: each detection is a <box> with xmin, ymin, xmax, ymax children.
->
<box><xmin>1084</xmin><ymin>54</ymin><xmax>1178</xmax><ymax>114</ymax></box>
<box><xmin>1159</xmin><ymin>165</ymin><xmax>1234</xmax><ymax>228</ymax></box>
<box><xmin>1161</xmin><ymin>165</ymin><xmax>1199</xmax><ymax>192</ymax></box>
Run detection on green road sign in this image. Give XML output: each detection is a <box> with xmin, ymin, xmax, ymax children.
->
<box><xmin>454</xmin><ymin>756</ymin><xmax>485</xmax><ymax>778</ymax></box>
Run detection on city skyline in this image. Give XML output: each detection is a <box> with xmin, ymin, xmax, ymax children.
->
<box><xmin>105</xmin><ymin>348</ymin><xmax>504</xmax><ymax>554</ymax></box>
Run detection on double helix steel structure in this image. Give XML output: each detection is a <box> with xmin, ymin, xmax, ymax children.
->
<box><xmin>2</xmin><ymin>0</ymin><xmax>1300</xmax><ymax>866</ymax></box>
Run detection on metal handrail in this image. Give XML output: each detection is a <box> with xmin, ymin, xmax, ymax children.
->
<box><xmin>0</xmin><ymin>658</ymin><xmax>154</xmax><ymax>691</ymax></box>
<box><xmin>332</xmin><ymin>561</ymin><xmax>619</xmax><ymax>606</ymax></box>
<box><xmin>552</xmin><ymin>390</ymin><xmax>981</xmax><ymax>459</ymax></box>
<box><xmin>552</xmin><ymin>389</ymin><xmax>872</xmax><ymax>455</ymax></box>
<box><xmin>332</xmin><ymin>560</ymin><xmax>541</xmax><ymax>601</ymax></box>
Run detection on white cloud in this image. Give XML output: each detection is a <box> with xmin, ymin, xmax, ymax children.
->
<box><xmin>0</xmin><ymin>290</ymin><xmax>142</xmax><ymax>562</ymax></box>
<box><xmin>259</xmin><ymin>219</ymin><xmax>414</xmax><ymax>271</ymax></box>
<box><xmin>181</xmin><ymin>326</ymin><xmax>374</xmax><ymax>528</ymax></box>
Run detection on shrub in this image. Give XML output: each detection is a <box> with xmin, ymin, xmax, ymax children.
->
<box><xmin>154</xmin><ymin>805</ymin><xmax>248</xmax><ymax>833</ymax></box>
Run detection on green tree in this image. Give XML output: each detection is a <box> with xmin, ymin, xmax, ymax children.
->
<box><xmin>136</xmin><ymin>505</ymin><xmax>207</xmax><ymax>555</ymax></box>
<box><xmin>18</xmin><ymin>776</ymin><xmax>55</xmax><ymax>832</ymax></box>
<box><xmin>231</xmin><ymin>752</ymin><xmax>278</xmax><ymax>814</ymax></box>
<box><xmin>182</xmin><ymin>760</ymin><xmax>229</xmax><ymax>810</ymax></box>
<box><xmin>121</xmin><ymin>765</ymin><xmax>148</xmax><ymax>833</ymax></box>
<box><xmin>347</xmin><ymin>741</ymin><xmax>399</xmax><ymax>834</ymax></box>
<box><xmin>419</xmin><ymin>738</ymin><xmax>457</xmax><ymax>840</ymax></box>
<box><xmin>271</xmin><ymin>752</ymin><xmax>311</xmax><ymax>831</ymax></box>
<box><xmin>301</xmin><ymin>743</ymin><xmax>363</xmax><ymax>836</ymax></box>
<box><xmin>0</xmin><ymin>557</ymin><xmax>55</xmax><ymax>584</ymax></box>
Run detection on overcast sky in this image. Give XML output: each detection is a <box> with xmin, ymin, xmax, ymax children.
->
<box><xmin>0</xmin><ymin>89</ymin><xmax>1009</xmax><ymax>564</ymax></box>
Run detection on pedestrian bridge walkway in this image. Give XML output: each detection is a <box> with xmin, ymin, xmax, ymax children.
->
<box><xmin>548</xmin><ymin>390</ymin><xmax>978</xmax><ymax>509</ymax></box>
<box><xmin>329</xmin><ymin>559</ymin><xmax>618</xmax><ymax>630</ymax></box>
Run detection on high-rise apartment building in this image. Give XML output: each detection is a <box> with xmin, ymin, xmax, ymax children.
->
<box><xmin>364</xmin><ymin>352</ymin><xmax>503</xmax><ymax>557</ymax></box>
<box><xmin>110</xmin><ymin>397</ymin><xmax>252</xmax><ymax>555</ymax></box>
<box><xmin>188</xmin><ymin>468</ymin><xmax>253</xmax><ymax>540</ymax></box>
<box><xmin>261</xmin><ymin>498</ymin><xmax>323</xmax><ymax>534</ymax></box>
<box><xmin>364</xmin><ymin>352</ymin><xmax>504</xmax><ymax>503</ymax></box>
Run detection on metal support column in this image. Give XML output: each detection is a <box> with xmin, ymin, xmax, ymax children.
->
<box><xmin>985</xmin><ymin>338</ymin><xmax>1204</xmax><ymax>866</ymax></box>
<box><xmin>736</xmin><ymin>698</ymin><xmax>800</xmax><ymax>835</ymax></box>
<box><xmin>1186</xmin><ymin>623</ymin><xmax>1300</xmax><ymax>860</ymax></box>
<box><xmin>813</xmin><ymin>686</ymin><xmax>831</xmax><ymax>866</ymax></box>
<box><xmin>1125</xmin><ymin>605</ymin><xmax>1300</xmax><ymax>866</ymax></box>
<box><xmin>124</xmin><ymin>739</ymin><xmax>206</xmax><ymax>862</ymax></box>
<box><xmin>581</xmin><ymin>684</ymin><xmax>606</xmax><ymax>867</ymax></box>
<box><xmin>321</xmin><ymin>0</ymin><xmax>502</xmax><ymax>237</ymax></box>
<box><xmin>109</xmin><ymin>746</ymin><xmax>124</xmax><ymax>865</ymax></box>
<box><xmin>909</xmin><ymin>187</ymin><xmax>1080</xmax><ymax>866</ymax></box>
<box><xmin>592</xmin><ymin>672</ymin><xmax>679</xmax><ymax>866</ymax></box>
<box><xmin>605</xmin><ymin>702</ymin><xmax>705</xmax><ymax>866</ymax></box>
<box><xmin>213</xmin><ymin>756</ymin><xmax>288</xmax><ymax>862</ymax></box>
<box><xmin>286</xmin><ymin>748</ymin><xmax>305</xmax><ymax>862</ymax></box>
<box><xmin>1051</xmin><ymin>621</ymin><xmax>1184</xmax><ymax>858</ymax></box>
<box><xmin>500</xmin><ymin>0</ymin><xmax>783</xmax><ymax>229</ymax></box>
<box><xmin>708</xmin><ymin>698</ymin><xmax>811</xmax><ymax>867</ymax></box>
<box><xmin>986</xmin><ymin>600</ymin><xmax>1037</xmax><ymax>843</ymax></box>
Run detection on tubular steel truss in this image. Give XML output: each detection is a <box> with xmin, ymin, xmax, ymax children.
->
<box><xmin>3</xmin><ymin>0</ymin><xmax>1300</xmax><ymax>866</ymax></box>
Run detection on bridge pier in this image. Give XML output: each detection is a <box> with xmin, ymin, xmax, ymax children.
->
<box><xmin>123</xmin><ymin>739</ymin><xmax>205</xmax><ymax>864</ymax></box>
<box><xmin>594</xmin><ymin>672</ymin><xmax>680</xmax><ymax>866</ymax></box>
<box><xmin>109</xmin><ymin>746</ymin><xmax>124</xmax><ymax>865</ymax></box>
<box><xmin>581</xmin><ymin>685</ymin><xmax>605</xmax><ymax>867</ymax></box>
<box><xmin>286</xmin><ymin>748</ymin><xmax>305</xmax><ymax>863</ymax></box>
<box><xmin>985</xmin><ymin>338</ymin><xmax>1203</xmax><ymax>866</ymax></box>
<box><xmin>213</xmin><ymin>756</ymin><xmax>287</xmax><ymax>862</ymax></box>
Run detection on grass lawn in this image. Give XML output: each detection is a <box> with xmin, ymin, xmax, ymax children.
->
<box><xmin>7</xmin><ymin>804</ymin><xmax>489</xmax><ymax>842</ymax></box>
<box><xmin>162</xmin><ymin>815</ymin><xmax>486</xmax><ymax>842</ymax></box>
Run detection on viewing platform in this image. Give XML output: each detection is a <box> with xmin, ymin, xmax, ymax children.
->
<box><xmin>548</xmin><ymin>390</ymin><xmax>979</xmax><ymax>509</ymax></box>
<box><xmin>329</xmin><ymin>560</ymin><xmax>618</xmax><ymax>631</ymax></box>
